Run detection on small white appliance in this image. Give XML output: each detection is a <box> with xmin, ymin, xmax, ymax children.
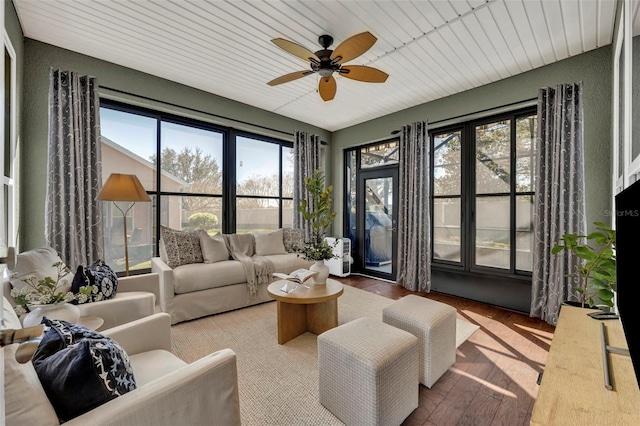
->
<box><xmin>324</xmin><ymin>237</ymin><xmax>351</xmax><ymax>277</ymax></box>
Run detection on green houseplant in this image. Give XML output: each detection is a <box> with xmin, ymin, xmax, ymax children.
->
<box><xmin>294</xmin><ymin>170</ymin><xmax>338</xmax><ymax>284</ymax></box>
<box><xmin>552</xmin><ymin>221</ymin><xmax>616</xmax><ymax>308</ymax></box>
<box><xmin>295</xmin><ymin>169</ymin><xmax>337</xmax><ymax>260</ymax></box>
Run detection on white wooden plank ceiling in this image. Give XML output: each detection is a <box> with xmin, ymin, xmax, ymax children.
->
<box><xmin>14</xmin><ymin>0</ymin><xmax>621</xmax><ymax>132</ymax></box>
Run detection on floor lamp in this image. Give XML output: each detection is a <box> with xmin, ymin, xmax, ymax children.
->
<box><xmin>98</xmin><ymin>173</ymin><xmax>150</xmax><ymax>276</ymax></box>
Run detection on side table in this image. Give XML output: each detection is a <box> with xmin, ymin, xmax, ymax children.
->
<box><xmin>77</xmin><ymin>316</ymin><xmax>104</xmax><ymax>331</ymax></box>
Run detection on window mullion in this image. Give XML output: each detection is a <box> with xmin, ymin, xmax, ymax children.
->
<box><xmin>510</xmin><ymin>116</ymin><xmax>517</xmax><ymax>275</ymax></box>
<box><xmin>225</xmin><ymin>129</ymin><xmax>236</xmax><ymax>234</ymax></box>
<box><xmin>466</xmin><ymin>123</ymin><xmax>474</xmax><ymax>272</ymax></box>
<box><xmin>279</xmin><ymin>144</ymin><xmax>283</xmax><ymax>229</ymax></box>
<box><xmin>154</xmin><ymin>117</ymin><xmax>162</xmax><ymax>256</ymax></box>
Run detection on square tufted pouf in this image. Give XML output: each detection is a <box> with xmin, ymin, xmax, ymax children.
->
<box><xmin>382</xmin><ymin>294</ymin><xmax>457</xmax><ymax>388</ymax></box>
<box><xmin>317</xmin><ymin>317</ymin><xmax>418</xmax><ymax>426</ymax></box>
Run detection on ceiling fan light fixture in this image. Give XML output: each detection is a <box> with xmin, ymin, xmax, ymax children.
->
<box><xmin>318</xmin><ymin>68</ymin><xmax>333</xmax><ymax>78</ymax></box>
<box><xmin>269</xmin><ymin>31</ymin><xmax>387</xmax><ymax>101</ymax></box>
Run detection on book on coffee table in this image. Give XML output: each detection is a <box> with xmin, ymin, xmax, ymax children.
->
<box><xmin>273</xmin><ymin>268</ymin><xmax>317</xmax><ymax>285</ymax></box>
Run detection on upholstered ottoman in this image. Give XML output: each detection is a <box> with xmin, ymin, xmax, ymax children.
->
<box><xmin>382</xmin><ymin>295</ymin><xmax>457</xmax><ymax>387</ymax></box>
<box><xmin>318</xmin><ymin>317</ymin><xmax>418</xmax><ymax>426</ymax></box>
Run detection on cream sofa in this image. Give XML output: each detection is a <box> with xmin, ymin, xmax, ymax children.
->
<box><xmin>3</xmin><ymin>302</ymin><xmax>241</xmax><ymax>426</ymax></box>
<box><xmin>152</xmin><ymin>228</ymin><xmax>312</xmax><ymax>324</ymax></box>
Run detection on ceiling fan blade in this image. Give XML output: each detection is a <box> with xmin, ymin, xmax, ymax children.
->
<box><xmin>339</xmin><ymin>65</ymin><xmax>389</xmax><ymax>83</ymax></box>
<box><xmin>267</xmin><ymin>70</ymin><xmax>314</xmax><ymax>86</ymax></box>
<box><xmin>318</xmin><ymin>76</ymin><xmax>337</xmax><ymax>101</ymax></box>
<box><xmin>330</xmin><ymin>31</ymin><xmax>377</xmax><ymax>64</ymax></box>
<box><xmin>271</xmin><ymin>38</ymin><xmax>320</xmax><ymax>63</ymax></box>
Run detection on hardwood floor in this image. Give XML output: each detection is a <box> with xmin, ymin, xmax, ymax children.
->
<box><xmin>334</xmin><ymin>275</ymin><xmax>556</xmax><ymax>426</ymax></box>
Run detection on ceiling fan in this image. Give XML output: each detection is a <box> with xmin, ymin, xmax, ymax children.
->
<box><xmin>267</xmin><ymin>31</ymin><xmax>389</xmax><ymax>102</ymax></box>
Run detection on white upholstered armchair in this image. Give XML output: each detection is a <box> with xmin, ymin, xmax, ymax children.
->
<box><xmin>3</xmin><ymin>273</ymin><xmax>160</xmax><ymax>330</ymax></box>
<box><xmin>4</xmin><ymin>311</ymin><xmax>242</xmax><ymax>426</ymax></box>
<box><xmin>2</xmin><ymin>246</ymin><xmax>160</xmax><ymax>329</ymax></box>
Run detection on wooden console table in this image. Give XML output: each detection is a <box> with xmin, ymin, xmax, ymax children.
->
<box><xmin>531</xmin><ymin>305</ymin><xmax>640</xmax><ymax>425</ymax></box>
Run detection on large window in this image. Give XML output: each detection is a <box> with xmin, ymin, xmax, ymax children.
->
<box><xmin>99</xmin><ymin>101</ymin><xmax>292</xmax><ymax>273</ymax></box>
<box><xmin>431</xmin><ymin>108</ymin><xmax>536</xmax><ymax>277</ymax></box>
<box><xmin>159</xmin><ymin>120</ymin><xmax>224</xmax><ymax>236</ymax></box>
<box><xmin>433</xmin><ymin>130</ymin><xmax>462</xmax><ymax>263</ymax></box>
<box><xmin>235</xmin><ymin>135</ymin><xmax>293</xmax><ymax>233</ymax></box>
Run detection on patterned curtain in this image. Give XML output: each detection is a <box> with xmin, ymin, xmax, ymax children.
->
<box><xmin>397</xmin><ymin>121</ymin><xmax>431</xmax><ymax>292</ymax></box>
<box><xmin>530</xmin><ymin>82</ymin><xmax>586</xmax><ymax>325</ymax></box>
<box><xmin>293</xmin><ymin>131</ymin><xmax>320</xmax><ymax>241</ymax></box>
<box><xmin>46</xmin><ymin>68</ymin><xmax>103</xmax><ymax>269</ymax></box>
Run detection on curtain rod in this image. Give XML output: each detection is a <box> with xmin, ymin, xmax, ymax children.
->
<box><xmin>431</xmin><ymin>97</ymin><xmax>538</xmax><ymax>125</ymax></box>
<box><xmin>100</xmin><ymin>85</ymin><xmax>325</xmax><ymax>144</ymax></box>
<box><xmin>391</xmin><ymin>97</ymin><xmax>538</xmax><ymax>134</ymax></box>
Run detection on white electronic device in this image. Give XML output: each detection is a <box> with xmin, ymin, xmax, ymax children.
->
<box><xmin>324</xmin><ymin>237</ymin><xmax>351</xmax><ymax>277</ymax></box>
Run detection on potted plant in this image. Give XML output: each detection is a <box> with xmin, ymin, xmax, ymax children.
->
<box><xmin>10</xmin><ymin>262</ymin><xmax>98</xmax><ymax>326</ymax></box>
<box><xmin>552</xmin><ymin>221</ymin><xmax>616</xmax><ymax>309</ymax></box>
<box><xmin>294</xmin><ymin>169</ymin><xmax>338</xmax><ymax>284</ymax></box>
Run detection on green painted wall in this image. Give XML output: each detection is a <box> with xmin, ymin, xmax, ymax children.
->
<box><xmin>5</xmin><ymin>0</ymin><xmax>23</xmax><ymax>248</ymax></box>
<box><xmin>331</xmin><ymin>45</ymin><xmax>614</xmax><ymax>235</ymax></box>
<box><xmin>21</xmin><ymin>39</ymin><xmax>331</xmax><ymax>250</ymax></box>
<box><xmin>16</xmin><ymin>32</ymin><xmax>616</xmax><ymax>250</ymax></box>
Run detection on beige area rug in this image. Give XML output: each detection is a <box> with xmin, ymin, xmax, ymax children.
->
<box><xmin>171</xmin><ymin>285</ymin><xmax>479</xmax><ymax>425</ymax></box>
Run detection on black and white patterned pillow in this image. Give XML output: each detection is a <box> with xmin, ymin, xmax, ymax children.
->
<box><xmin>159</xmin><ymin>225</ymin><xmax>204</xmax><ymax>268</ymax></box>
<box><xmin>32</xmin><ymin>318</ymin><xmax>136</xmax><ymax>422</ymax></box>
<box><xmin>283</xmin><ymin>228</ymin><xmax>304</xmax><ymax>253</ymax></box>
<box><xmin>71</xmin><ymin>260</ymin><xmax>118</xmax><ymax>303</ymax></box>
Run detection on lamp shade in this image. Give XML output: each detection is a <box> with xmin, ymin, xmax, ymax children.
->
<box><xmin>97</xmin><ymin>174</ymin><xmax>151</xmax><ymax>202</ymax></box>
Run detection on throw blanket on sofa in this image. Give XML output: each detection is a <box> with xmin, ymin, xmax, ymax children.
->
<box><xmin>224</xmin><ymin>234</ymin><xmax>275</xmax><ymax>295</ymax></box>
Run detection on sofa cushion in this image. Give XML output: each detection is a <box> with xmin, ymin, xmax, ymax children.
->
<box><xmin>172</xmin><ymin>254</ymin><xmax>312</xmax><ymax>294</ymax></box>
<box><xmin>283</xmin><ymin>228</ymin><xmax>304</xmax><ymax>253</ymax></box>
<box><xmin>265</xmin><ymin>253</ymin><xmax>313</xmax><ymax>274</ymax></box>
<box><xmin>255</xmin><ymin>229</ymin><xmax>286</xmax><ymax>256</ymax></box>
<box><xmin>200</xmin><ymin>231</ymin><xmax>230</xmax><ymax>263</ymax></box>
<box><xmin>173</xmin><ymin>261</ymin><xmax>247</xmax><ymax>294</ymax></box>
<box><xmin>4</xmin><ymin>345</ymin><xmax>60</xmax><ymax>426</ymax></box>
<box><xmin>71</xmin><ymin>260</ymin><xmax>118</xmax><ymax>303</ymax></box>
<box><xmin>3</xmin><ymin>296</ymin><xmax>22</xmax><ymax>329</ymax></box>
<box><xmin>32</xmin><ymin>318</ymin><xmax>137</xmax><ymax>422</ymax></box>
<box><xmin>8</xmin><ymin>246</ymin><xmax>73</xmax><ymax>293</ymax></box>
<box><xmin>129</xmin><ymin>349</ymin><xmax>188</xmax><ymax>386</ymax></box>
<box><xmin>224</xmin><ymin>233</ymin><xmax>254</xmax><ymax>257</ymax></box>
<box><xmin>160</xmin><ymin>226</ymin><xmax>204</xmax><ymax>268</ymax></box>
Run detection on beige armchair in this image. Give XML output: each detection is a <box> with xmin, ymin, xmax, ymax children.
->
<box><xmin>3</xmin><ymin>273</ymin><xmax>160</xmax><ymax>330</ymax></box>
<box><xmin>4</xmin><ymin>311</ymin><xmax>242</xmax><ymax>426</ymax></box>
<box><xmin>2</xmin><ymin>246</ymin><xmax>161</xmax><ymax>329</ymax></box>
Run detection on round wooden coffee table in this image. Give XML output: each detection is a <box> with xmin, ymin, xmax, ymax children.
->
<box><xmin>267</xmin><ymin>278</ymin><xmax>344</xmax><ymax>344</ymax></box>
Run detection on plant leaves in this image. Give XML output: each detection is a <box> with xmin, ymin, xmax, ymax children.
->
<box><xmin>590</xmin><ymin>278</ymin><xmax>608</xmax><ymax>289</ymax></box>
<box><xmin>598</xmin><ymin>289</ymin><xmax>615</xmax><ymax>301</ymax></box>
<box><xmin>573</xmin><ymin>246</ymin><xmax>596</xmax><ymax>260</ymax></box>
<box><xmin>587</xmin><ymin>232</ymin><xmax>605</xmax><ymax>240</ymax></box>
<box><xmin>593</xmin><ymin>221</ymin><xmax>612</xmax><ymax>230</ymax></box>
<box><xmin>600</xmin><ymin>249</ymin><xmax>614</xmax><ymax>258</ymax></box>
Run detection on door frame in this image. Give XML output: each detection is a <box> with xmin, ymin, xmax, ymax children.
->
<box><xmin>356</xmin><ymin>166</ymin><xmax>398</xmax><ymax>281</ymax></box>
